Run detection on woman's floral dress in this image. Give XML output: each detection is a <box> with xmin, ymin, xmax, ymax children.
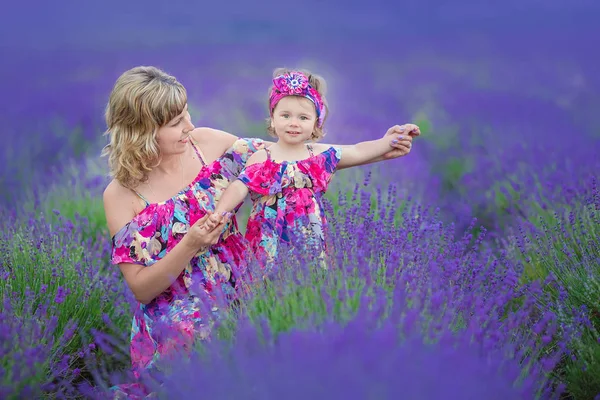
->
<box><xmin>109</xmin><ymin>137</ymin><xmax>265</xmax><ymax>398</ymax></box>
<box><xmin>238</xmin><ymin>144</ymin><xmax>342</xmax><ymax>272</ymax></box>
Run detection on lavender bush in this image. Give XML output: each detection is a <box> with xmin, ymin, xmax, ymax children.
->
<box><xmin>1</xmin><ymin>295</ymin><xmax>62</xmax><ymax>398</ymax></box>
<box><xmin>80</xmin><ymin>194</ymin><xmax>567</xmax><ymax>399</ymax></box>
<box><xmin>130</xmin><ymin>315</ymin><xmax>558</xmax><ymax>400</ymax></box>
<box><xmin>0</xmin><ymin>210</ymin><xmax>134</xmax><ymax>398</ymax></box>
<box><xmin>505</xmin><ymin>176</ymin><xmax>600</xmax><ymax>397</ymax></box>
<box><xmin>21</xmin><ymin>157</ymin><xmax>111</xmax><ymax>243</ymax></box>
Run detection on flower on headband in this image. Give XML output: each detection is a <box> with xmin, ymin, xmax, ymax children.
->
<box><xmin>273</xmin><ymin>72</ymin><xmax>309</xmax><ymax>94</ymax></box>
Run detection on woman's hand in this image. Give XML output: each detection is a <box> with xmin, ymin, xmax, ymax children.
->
<box><xmin>181</xmin><ymin>212</ymin><xmax>230</xmax><ymax>250</ymax></box>
<box><xmin>204</xmin><ymin>211</ymin><xmax>233</xmax><ymax>232</ymax></box>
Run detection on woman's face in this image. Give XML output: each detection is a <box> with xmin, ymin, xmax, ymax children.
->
<box><xmin>156</xmin><ymin>104</ymin><xmax>195</xmax><ymax>155</ymax></box>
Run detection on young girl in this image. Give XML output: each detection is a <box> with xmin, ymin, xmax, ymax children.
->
<box><xmin>208</xmin><ymin>68</ymin><xmax>419</xmax><ymax>273</ymax></box>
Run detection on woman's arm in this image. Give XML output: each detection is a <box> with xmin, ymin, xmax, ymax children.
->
<box><xmin>115</xmin><ymin>228</ymin><xmax>212</xmax><ymax>305</ymax></box>
<box><xmin>103</xmin><ymin>182</ymin><xmax>227</xmax><ymax>304</ymax></box>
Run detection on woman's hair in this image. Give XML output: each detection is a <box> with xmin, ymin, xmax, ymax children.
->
<box><xmin>101</xmin><ymin>66</ymin><xmax>187</xmax><ymax>189</ymax></box>
<box><xmin>266</xmin><ymin>67</ymin><xmax>329</xmax><ymax>141</ymax></box>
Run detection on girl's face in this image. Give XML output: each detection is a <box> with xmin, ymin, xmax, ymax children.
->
<box><xmin>156</xmin><ymin>104</ymin><xmax>195</xmax><ymax>155</ymax></box>
<box><xmin>271</xmin><ymin>96</ymin><xmax>317</xmax><ymax>144</ymax></box>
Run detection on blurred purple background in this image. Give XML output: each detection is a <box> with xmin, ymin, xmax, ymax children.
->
<box><xmin>1</xmin><ymin>0</ymin><xmax>598</xmax><ymax>233</ymax></box>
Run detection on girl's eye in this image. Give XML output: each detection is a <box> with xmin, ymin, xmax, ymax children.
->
<box><xmin>300</xmin><ymin>116</ymin><xmax>308</xmax><ymax>120</ymax></box>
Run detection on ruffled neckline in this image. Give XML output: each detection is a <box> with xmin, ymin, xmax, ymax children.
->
<box><xmin>265</xmin><ymin>146</ymin><xmax>335</xmax><ymax>165</ymax></box>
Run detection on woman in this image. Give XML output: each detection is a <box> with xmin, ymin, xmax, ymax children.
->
<box><xmin>102</xmin><ymin>65</ymin><xmax>416</xmax><ymax>396</ymax></box>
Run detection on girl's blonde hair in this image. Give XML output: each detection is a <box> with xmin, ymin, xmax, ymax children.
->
<box><xmin>101</xmin><ymin>66</ymin><xmax>187</xmax><ymax>189</ymax></box>
<box><xmin>266</xmin><ymin>67</ymin><xmax>329</xmax><ymax>141</ymax></box>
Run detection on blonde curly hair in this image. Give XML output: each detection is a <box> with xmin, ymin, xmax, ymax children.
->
<box><xmin>266</xmin><ymin>67</ymin><xmax>329</xmax><ymax>141</ymax></box>
<box><xmin>101</xmin><ymin>66</ymin><xmax>187</xmax><ymax>189</ymax></box>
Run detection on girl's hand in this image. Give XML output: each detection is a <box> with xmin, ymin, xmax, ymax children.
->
<box><xmin>182</xmin><ymin>212</ymin><xmax>229</xmax><ymax>250</ymax></box>
<box><xmin>383</xmin><ymin>123</ymin><xmax>420</xmax><ymax>159</ymax></box>
<box><xmin>204</xmin><ymin>211</ymin><xmax>233</xmax><ymax>231</ymax></box>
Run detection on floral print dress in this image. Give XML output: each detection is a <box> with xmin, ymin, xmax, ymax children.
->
<box><xmin>109</xmin><ymin>137</ymin><xmax>265</xmax><ymax>396</ymax></box>
<box><xmin>238</xmin><ymin>144</ymin><xmax>342</xmax><ymax>271</ymax></box>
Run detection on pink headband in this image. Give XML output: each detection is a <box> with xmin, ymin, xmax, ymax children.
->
<box><xmin>269</xmin><ymin>71</ymin><xmax>325</xmax><ymax>128</ymax></box>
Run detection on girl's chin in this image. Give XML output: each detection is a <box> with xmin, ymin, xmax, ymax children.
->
<box><xmin>279</xmin><ymin>134</ymin><xmax>309</xmax><ymax>142</ymax></box>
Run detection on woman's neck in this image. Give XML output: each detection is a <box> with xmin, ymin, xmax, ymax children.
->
<box><xmin>153</xmin><ymin>147</ymin><xmax>187</xmax><ymax>177</ymax></box>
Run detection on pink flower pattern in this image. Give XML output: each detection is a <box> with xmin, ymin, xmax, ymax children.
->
<box><xmin>238</xmin><ymin>146</ymin><xmax>342</xmax><ymax>271</ymax></box>
<box><xmin>109</xmin><ymin>137</ymin><xmax>265</xmax><ymax>398</ymax></box>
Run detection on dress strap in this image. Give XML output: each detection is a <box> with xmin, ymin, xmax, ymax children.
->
<box><xmin>132</xmin><ymin>189</ymin><xmax>150</xmax><ymax>206</ymax></box>
<box><xmin>264</xmin><ymin>146</ymin><xmax>272</xmax><ymax>160</ymax></box>
<box><xmin>189</xmin><ymin>137</ymin><xmax>207</xmax><ymax>166</ymax></box>
<box><xmin>306</xmin><ymin>144</ymin><xmax>315</xmax><ymax>157</ymax></box>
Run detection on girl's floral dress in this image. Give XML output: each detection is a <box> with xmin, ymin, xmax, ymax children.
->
<box><xmin>238</xmin><ymin>144</ymin><xmax>342</xmax><ymax>272</ymax></box>
<box><xmin>109</xmin><ymin>137</ymin><xmax>265</xmax><ymax>398</ymax></box>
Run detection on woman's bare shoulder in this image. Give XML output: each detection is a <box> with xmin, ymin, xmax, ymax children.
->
<box><xmin>188</xmin><ymin>127</ymin><xmax>240</xmax><ymax>162</ymax></box>
<box><xmin>103</xmin><ymin>179</ymin><xmax>142</xmax><ymax>237</ymax></box>
<box><xmin>191</xmin><ymin>127</ymin><xmax>239</xmax><ymax>149</ymax></box>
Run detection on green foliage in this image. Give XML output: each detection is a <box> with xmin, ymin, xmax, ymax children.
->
<box><xmin>22</xmin><ymin>158</ymin><xmax>109</xmax><ymax>242</ymax></box>
<box><xmin>510</xmin><ymin>202</ymin><xmax>600</xmax><ymax>399</ymax></box>
<box><xmin>0</xmin><ymin>215</ymin><xmax>131</xmax><ymax>393</ymax></box>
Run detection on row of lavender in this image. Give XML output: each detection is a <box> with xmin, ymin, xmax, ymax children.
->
<box><xmin>1</xmin><ymin>39</ymin><xmax>598</xmax><ymax>398</ymax></box>
<box><xmin>2</xmin><ymin>179</ymin><xmax>597</xmax><ymax>398</ymax></box>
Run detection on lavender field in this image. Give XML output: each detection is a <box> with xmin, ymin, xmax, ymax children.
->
<box><xmin>1</xmin><ymin>1</ymin><xmax>599</xmax><ymax>399</ymax></box>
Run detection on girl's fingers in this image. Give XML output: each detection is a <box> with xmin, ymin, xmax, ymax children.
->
<box><xmin>391</xmin><ymin>137</ymin><xmax>413</xmax><ymax>148</ymax></box>
<box><xmin>193</xmin><ymin>213</ymin><xmax>211</xmax><ymax>227</ymax></box>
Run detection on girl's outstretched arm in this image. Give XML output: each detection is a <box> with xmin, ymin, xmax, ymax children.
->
<box><xmin>335</xmin><ymin>125</ymin><xmax>416</xmax><ymax>169</ymax></box>
<box><xmin>321</xmin><ymin>123</ymin><xmax>420</xmax><ymax>169</ymax></box>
